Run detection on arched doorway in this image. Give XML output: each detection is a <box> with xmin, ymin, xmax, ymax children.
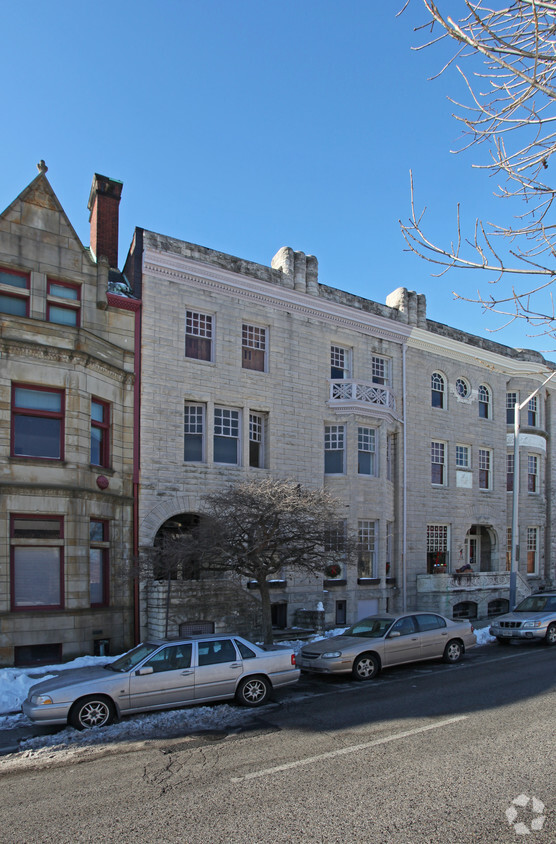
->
<box><xmin>464</xmin><ymin>525</ymin><xmax>496</xmax><ymax>572</ymax></box>
<box><xmin>153</xmin><ymin>513</ymin><xmax>200</xmax><ymax>580</ymax></box>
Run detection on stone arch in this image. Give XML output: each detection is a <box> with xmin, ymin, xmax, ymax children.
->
<box><xmin>139</xmin><ymin>495</ymin><xmax>201</xmax><ymax>546</ymax></box>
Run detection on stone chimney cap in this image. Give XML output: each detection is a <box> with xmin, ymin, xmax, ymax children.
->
<box><xmin>87</xmin><ymin>173</ymin><xmax>123</xmax><ymax>213</ymax></box>
<box><xmin>37</xmin><ymin>160</ymin><xmax>48</xmax><ymax>174</ymax></box>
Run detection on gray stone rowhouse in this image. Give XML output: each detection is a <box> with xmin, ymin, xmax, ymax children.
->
<box><xmin>124</xmin><ymin>227</ymin><xmax>555</xmax><ymax>640</ymax></box>
<box><xmin>0</xmin><ymin>165</ymin><xmax>137</xmax><ymax>666</ymax></box>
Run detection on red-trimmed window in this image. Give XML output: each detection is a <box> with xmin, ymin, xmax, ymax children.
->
<box><xmin>47</xmin><ymin>279</ymin><xmax>81</xmax><ymax>327</ymax></box>
<box><xmin>90</xmin><ymin>519</ymin><xmax>109</xmax><ymax>606</ymax></box>
<box><xmin>91</xmin><ymin>399</ymin><xmax>110</xmax><ymax>467</ymax></box>
<box><xmin>12</xmin><ymin>384</ymin><xmax>64</xmax><ymax>460</ymax></box>
<box><xmin>10</xmin><ymin>515</ymin><xmax>64</xmax><ymax>610</ymax></box>
<box><xmin>0</xmin><ymin>267</ymin><xmax>30</xmax><ymax>317</ymax></box>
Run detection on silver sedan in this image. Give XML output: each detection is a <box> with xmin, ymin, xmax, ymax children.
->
<box><xmin>22</xmin><ymin>635</ymin><xmax>300</xmax><ymax>729</ymax></box>
<box><xmin>297</xmin><ymin>613</ymin><xmax>477</xmax><ymax>680</ymax></box>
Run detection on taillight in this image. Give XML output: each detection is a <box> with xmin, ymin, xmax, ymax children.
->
<box><xmin>470</xmin><ymin>625</ymin><xmax>475</xmax><ymax>633</ymax></box>
<box><xmin>291</xmin><ymin>654</ymin><xmax>296</xmax><ymax>666</ymax></box>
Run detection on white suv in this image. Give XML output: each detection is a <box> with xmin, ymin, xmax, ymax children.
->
<box><xmin>490</xmin><ymin>592</ymin><xmax>556</xmax><ymax>645</ymax></box>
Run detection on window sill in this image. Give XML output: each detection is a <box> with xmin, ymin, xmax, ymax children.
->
<box><xmin>323</xmin><ymin>579</ymin><xmax>347</xmax><ymax>588</ymax></box>
<box><xmin>247</xmin><ymin>580</ymin><xmax>287</xmax><ymax>590</ymax></box>
<box><xmin>357</xmin><ymin>577</ymin><xmax>380</xmax><ymax>586</ymax></box>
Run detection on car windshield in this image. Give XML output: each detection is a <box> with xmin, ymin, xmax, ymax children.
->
<box><xmin>105</xmin><ymin>643</ymin><xmax>161</xmax><ymax>672</ymax></box>
<box><xmin>514</xmin><ymin>596</ymin><xmax>556</xmax><ymax>613</ymax></box>
<box><xmin>343</xmin><ymin>618</ymin><xmax>393</xmax><ymax>638</ymax></box>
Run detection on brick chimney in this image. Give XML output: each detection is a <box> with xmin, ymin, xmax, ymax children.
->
<box><xmin>88</xmin><ymin>174</ymin><xmax>123</xmax><ymax>268</ymax></box>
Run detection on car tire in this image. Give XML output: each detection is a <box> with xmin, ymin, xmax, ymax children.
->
<box><xmin>352</xmin><ymin>653</ymin><xmax>380</xmax><ymax>681</ymax></box>
<box><xmin>496</xmin><ymin>637</ymin><xmax>511</xmax><ymax>646</ymax></box>
<box><xmin>69</xmin><ymin>695</ymin><xmax>116</xmax><ymax>730</ymax></box>
<box><xmin>544</xmin><ymin>624</ymin><xmax>556</xmax><ymax>646</ymax></box>
<box><xmin>236</xmin><ymin>676</ymin><xmax>270</xmax><ymax>707</ymax></box>
<box><xmin>442</xmin><ymin>640</ymin><xmax>463</xmax><ymax>663</ymax></box>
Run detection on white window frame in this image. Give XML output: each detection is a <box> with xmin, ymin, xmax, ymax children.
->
<box><xmin>371</xmin><ymin>355</ymin><xmax>390</xmax><ymax>386</ymax></box>
<box><xmin>431</xmin><ymin>441</ymin><xmax>446</xmax><ymax>486</ymax></box>
<box><xmin>242</xmin><ymin>324</ymin><xmax>267</xmax><ymax>372</ymax></box>
<box><xmin>214</xmin><ymin>406</ymin><xmax>240</xmax><ymax>465</ymax></box>
<box><xmin>324</xmin><ymin>425</ymin><xmax>345</xmax><ymax>474</ymax></box>
<box><xmin>185</xmin><ymin>310</ymin><xmax>213</xmax><ymax>361</ymax></box>
<box><xmin>184</xmin><ymin>403</ymin><xmax>205</xmax><ymax>462</ymax></box>
<box><xmin>506</xmin><ymin>392</ymin><xmax>518</xmax><ymax>425</ymax></box>
<box><xmin>455</xmin><ymin>377</ymin><xmax>470</xmax><ymax>399</ymax></box>
<box><xmin>431</xmin><ymin>372</ymin><xmax>445</xmax><ymax>409</ymax></box>
<box><xmin>507</xmin><ymin>453</ymin><xmax>514</xmax><ymax>492</ymax></box>
<box><xmin>478</xmin><ymin>448</ymin><xmax>492</xmax><ymax>491</ymax></box>
<box><xmin>526</xmin><ymin>527</ymin><xmax>539</xmax><ymax>575</ymax></box>
<box><xmin>427</xmin><ymin>524</ymin><xmax>450</xmax><ymax>572</ymax></box>
<box><xmin>358</xmin><ymin>520</ymin><xmax>377</xmax><ymax>578</ymax></box>
<box><xmin>330</xmin><ymin>345</ymin><xmax>352</xmax><ymax>379</ymax></box>
<box><xmin>528</xmin><ymin>395</ymin><xmax>538</xmax><ymax>427</ymax></box>
<box><xmin>455</xmin><ymin>444</ymin><xmax>470</xmax><ymax>469</ymax></box>
<box><xmin>527</xmin><ymin>454</ymin><xmax>539</xmax><ymax>493</ymax></box>
<box><xmin>358</xmin><ymin>426</ymin><xmax>377</xmax><ymax>476</ymax></box>
<box><xmin>249</xmin><ymin>412</ymin><xmax>265</xmax><ymax>468</ymax></box>
<box><xmin>478</xmin><ymin>384</ymin><xmax>491</xmax><ymax>419</ymax></box>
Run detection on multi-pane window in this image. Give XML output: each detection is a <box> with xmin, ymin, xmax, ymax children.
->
<box><xmin>427</xmin><ymin>524</ymin><xmax>449</xmax><ymax>573</ymax></box>
<box><xmin>478</xmin><ymin>385</ymin><xmax>491</xmax><ymax>419</ymax></box>
<box><xmin>527</xmin><ymin>527</ymin><xmax>539</xmax><ymax>574</ymax></box>
<box><xmin>431</xmin><ymin>441</ymin><xmax>446</xmax><ymax>485</ymax></box>
<box><xmin>431</xmin><ymin>372</ymin><xmax>445</xmax><ymax>408</ymax></box>
<box><xmin>456</xmin><ymin>378</ymin><xmax>469</xmax><ymax>399</ymax></box>
<box><xmin>90</xmin><ymin>519</ymin><xmax>109</xmax><ymax>606</ymax></box>
<box><xmin>47</xmin><ymin>279</ymin><xmax>81</xmax><ymax>327</ymax></box>
<box><xmin>12</xmin><ymin>384</ymin><xmax>64</xmax><ymax>460</ymax></box>
<box><xmin>386</xmin><ymin>522</ymin><xmax>394</xmax><ymax>576</ymax></box>
<box><xmin>249</xmin><ymin>412</ymin><xmax>265</xmax><ymax>468</ymax></box>
<box><xmin>242</xmin><ymin>324</ymin><xmax>266</xmax><ymax>371</ymax></box>
<box><xmin>185</xmin><ymin>310</ymin><xmax>213</xmax><ymax>361</ymax></box>
<box><xmin>358</xmin><ymin>427</ymin><xmax>377</xmax><ymax>476</ymax></box>
<box><xmin>91</xmin><ymin>399</ymin><xmax>110</xmax><ymax>467</ymax></box>
<box><xmin>371</xmin><ymin>355</ymin><xmax>389</xmax><ymax>385</ymax></box>
<box><xmin>324</xmin><ymin>425</ymin><xmax>345</xmax><ymax>474</ymax></box>
<box><xmin>358</xmin><ymin>520</ymin><xmax>377</xmax><ymax>578</ymax></box>
<box><xmin>506</xmin><ymin>527</ymin><xmax>512</xmax><ymax>571</ymax></box>
<box><xmin>184</xmin><ymin>404</ymin><xmax>205</xmax><ymax>462</ymax></box>
<box><xmin>478</xmin><ymin>448</ymin><xmax>492</xmax><ymax>490</ymax></box>
<box><xmin>506</xmin><ymin>392</ymin><xmax>517</xmax><ymax>424</ymax></box>
<box><xmin>330</xmin><ymin>345</ymin><xmax>351</xmax><ymax>379</ymax></box>
<box><xmin>10</xmin><ymin>515</ymin><xmax>63</xmax><ymax>609</ymax></box>
<box><xmin>0</xmin><ymin>267</ymin><xmax>30</xmax><ymax>316</ymax></box>
<box><xmin>324</xmin><ymin>520</ymin><xmax>347</xmax><ymax>577</ymax></box>
<box><xmin>214</xmin><ymin>407</ymin><xmax>240</xmax><ymax>464</ymax></box>
<box><xmin>507</xmin><ymin>453</ymin><xmax>514</xmax><ymax>492</ymax></box>
<box><xmin>455</xmin><ymin>445</ymin><xmax>470</xmax><ymax>469</ymax></box>
<box><xmin>528</xmin><ymin>396</ymin><xmax>538</xmax><ymax>427</ymax></box>
<box><xmin>528</xmin><ymin>454</ymin><xmax>539</xmax><ymax>493</ymax></box>
<box><xmin>386</xmin><ymin>434</ymin><xmax>395</xmax><ymax>481</ymax></box>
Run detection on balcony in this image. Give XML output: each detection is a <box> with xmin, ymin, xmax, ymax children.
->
<box><xmin>328</xmin><ymin>379</ymin><xmax>397</xmax><ymax>419</ymax></box>
<box><xmin>417</xmin><ymin>571</ymin><xmax>530</xmax><ymax>602</ymax></box>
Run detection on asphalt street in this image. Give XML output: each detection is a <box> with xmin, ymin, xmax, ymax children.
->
<box><xmin>1</xmin><ymin>643</ymin><xmax>555</xmax><ymax>843</ymax></box>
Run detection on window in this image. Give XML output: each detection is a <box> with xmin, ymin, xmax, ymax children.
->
<box><xmin>455</xmin><ymin>378</ymin><xmax>469</xmax><ymax>399</ymax></box>
<box><xmin>144</xmin><ymin>644</ymin><xmax>193</xmax><ymax>672</ymax></box>
<box><xmin>12</xmin><ymin>384</ymin><xmax>64</xmax><ymax>459</ymax></box>
<box><xmin>358</xmin><ymin>520</ymin><xmax>377</xmax><ymax>577</ymax></box>
<box><xmin>506</xmin><ymin>527</ymin><xmax>512</xmax><ymax>571</ymax></box>
<box><xmin>391</xmin><ymin>616</ymin><xmax>417</xmax><ymax>636</ymax></box>
<box><xmin>185</xmin><ymin>311</ymin><xmax>212</xmax><ymax>361</ymax></box>
<box><xmin>478</xmin><ymin>448</ymin><xmax>492</xmax><ymax>490</ymax></box>
<box><xmin>455</xmin><ymin>445</ymin><xmax>470</xmax><ymax>469</ymax></box>
<box><xmin>371</xmin><ymin>355</ymin><xmax>389</xmax><ymax>385</ymax></box>
<box><xmin>184</xmin><ymin>404</ymin><xmax>205</xmax><ymax>462</ymax></box>
<box><xmin>91</xmin><ymin>399</ymin><xmax>110</xmax><ymax>467</ymax></box>
<box><xmin>249</xmin><ymin>412</ymin><xmax>265</xmax><ymax>468</ymax></box>
<box><xmin>506</xmin><ymin>392</ymin><xmax>518</xmax><ymax>425</ymax></box>
<box><xmin>358</xmin><ymin>426</ymin><xmax>377</xmax><ymax>475</ymax></box>
<box><xmin>507</xmin><ymin>453</ymin><xmax>514</xmax><ymax>492</ymax></box>
<box><xmin>214</xmin><ymin>407</ymin><xmax>240</xmax><ymax>464</ymax></box>
<box><xmin>431</xmin><ymin>441</ymin><xmax>446</xmax><ymax>485</ymax></box>
<box><xmin>330</xmin><ymin>345</ymin><xmax>351</xmax><ymax>379</ymax></box>
<box><xmin>324</xmin><ymin>521</ymin><xmax>347</xmax><ymax>577</ymax></box>
<box><xmin>10</xmin><ymin>515</ymin><xmax>63</xmax><ymax>609</ymax></box>
<box><xmin>47</xmin><ymin>279</ymin><xmax>80</xmax><ymax>327</ymax></box>
<box><xmin>526</xmin><ymin>527</ymin><xmax>539</xmax><ymax>574</ymax></box>
<box><xmin>528</xmin><ymin>396</ymin><xmax>538</xmax><ymax>427</ymax></box>
<box><xmin>386</xmin><ymin>522</ymin><xmax>394</xmax><ymax>576</ymax></box>
<box><xmin>197</xmin><ymin>639</ymin><xmax>238</xmax><ymax>666</ymax></box>
<box><xmin>324</xmin><ymin>425</ymin><xmax>345</xmax><ymax>474</ymax></box>
<box><xmin>242</xmin><ymin>324</ymin><xmax>266</xmax><ymax>371</ymax></box>
<box><xmin>427</xmin><ymin>524</ymin><xmax>449</xmax><ymax>573</ymax></box>
<box><xmin>528</xmin><ymin>454</ymin><xmax>539</xmax><ymax>493</ymax></box>
<box><xmin>0</xmin><ymin>267</ymin><xmax>30</xmax><ymax>316</ymax></box>
<box><xmin>90</xmin><ymin>520</ymin><xmax>109</xmax><ymax>606</ymax></box>
<box><xmin>478</xmin><ymin>385</ymin><xmax>491</xmax><ymax>419</ymax></box>
<box><xmin>416</xmin><ymin>614</ymin><xmax>447</xmax><ymax>632</ymax></box>
<box><xmin>386</xmin><ymin>434</ymin><xmax>395</xmax><ymax>481</ymax></box>
<box><xmin>431</xmin><ymin>372</ymin><xmax>445</xmax><ymax>409</ymax></box>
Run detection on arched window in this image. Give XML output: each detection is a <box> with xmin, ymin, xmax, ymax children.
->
<box><xmin>478</xmin><ymin>384</ymin><xmax>491</xmax><ymax>419</ymax></box>
<box><xmin>431</xmin><ymin>372</ymin><xmax>445</xmax><ymax>408</ymax></box>
<box><xmin>456</xmin><ymin>377</ymin><xmax>470</xmax><ymax>399</ymax></box>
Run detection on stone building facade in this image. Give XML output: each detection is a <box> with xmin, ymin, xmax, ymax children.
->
<box><xmin>0</xmin><ymin>165</ymin><xmax>137</xmax><ymax>666</ymax></box>
<box><xmin>124</xmin><ymin>227</ymin><xmax>555</xmax><ymax>640</ymax></box>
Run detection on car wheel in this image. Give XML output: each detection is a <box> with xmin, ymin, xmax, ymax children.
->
<box><xmin>69</xmin><ymin>695</ymin><xmax>115</xmax><ymax>730</ymax></box>
<box><xmin>496</xmin><ymin>637</ymin><xmax>511</xmax><ymax>646</ymax></box>
<box><xmin>352</xmin><ymin>653</ymin><xmax>380</xmax><ymax>681</ymax></box>
<box><xmin>544</xmin><ymin>624</ymin><xmax>556</xmax><ymax>646</ymax></box>
<box><xmin>236</xmin><ymin>676</ymin><xmax>270</xmax><ymax>707</ymax></box>
<box><xmin>442</xmin><ymin>640</ymin><xmax>463</xmax><ymax>663</ymax></box>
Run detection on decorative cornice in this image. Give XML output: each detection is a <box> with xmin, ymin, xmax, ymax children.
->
<box><xmin>106</xmin><ymin>292</ymin><xmax>141</xmax><ymax>312</ymax></box>
<box><xmin>0</xmin><ymin>338</ymin><xmax>133</xmax><ymax>383</ymax></box>
<box><xmin>142</xmin><ymin>249</ymin><xmax>412</xmax><ymax>345</ymax></box>
<box><xmin>0</xmin><ymin>483</ymin><xmax>134</xmax><ymax>504</ymax></box>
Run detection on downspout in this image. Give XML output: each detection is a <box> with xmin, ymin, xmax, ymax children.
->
<box><xmin>402</xmin><ymin>343</ymin><xmax>407</xmax><ymax>612</ymax></box>
<box><xmin>133</xmin><ymin>301</ymin><xmax>142</xmax><ymax>644</ymax></box>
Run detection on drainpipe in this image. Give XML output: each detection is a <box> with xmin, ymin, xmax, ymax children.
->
<box><xmin>133</xmin><ymin>301</ymin><xmax>142</xmax><ymax>644</ymax></box>
<box><xmin>402</xmin><ymin>344</ymin><xmax>407</xmax><ymax>612</ymax></box>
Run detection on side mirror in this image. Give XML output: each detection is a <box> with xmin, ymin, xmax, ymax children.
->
<box><xmin>388</xmin><ymin>631</ymin><xmax>401</xmax><ymax>638</ymax></box>
<box><xmin>136</xmin><ymin>666</ymin><xmax>154</xmax><ymax>676</ymax></box>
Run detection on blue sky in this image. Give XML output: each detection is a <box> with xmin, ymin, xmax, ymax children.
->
<box><xmin>2</xmin><ymin>1</ymin><xmax>551</xmax><ymax>356</ymax></box>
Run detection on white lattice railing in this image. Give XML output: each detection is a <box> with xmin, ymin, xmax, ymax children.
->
<box><xmin>329</xmin><ymin>379</ymin><xmax>396</xmax><ymax>412</ymax></box>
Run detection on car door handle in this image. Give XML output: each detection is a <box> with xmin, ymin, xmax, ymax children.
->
<box><xmin>180</xmin><ymin>670</ymin><xmax>194</xmax><ymax>675</ymax></box>
<box><xmin>230</xmin><ymin>663</ymin><xmax>241</xmax><ymax>668</ymax></box>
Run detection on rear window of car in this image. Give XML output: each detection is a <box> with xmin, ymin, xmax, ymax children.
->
<box><xmin>416</xmin><ymin>614</ymin><xmax>447</xmax><ymax>631</ymax></box>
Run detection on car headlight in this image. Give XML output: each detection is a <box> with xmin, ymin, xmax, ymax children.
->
<box><xmin>31</xmin><ymin>694</ymin><xmax>54</xmax><ymax>705</ymax></box>
<box><xmin>522</xmin><ymin>621</ymin><xmax>542</xmax><ymax>629</ymax></box>
<box><xmin>321</xmin><ymin>651</ymin><xmax>342</xmax><ymax>659</ymax></box>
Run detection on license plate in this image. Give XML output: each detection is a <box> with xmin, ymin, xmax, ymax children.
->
<box><xmin>500</xmin><ymin>631</ymin><xmax>513</xmax><ymax>637</ymax></box>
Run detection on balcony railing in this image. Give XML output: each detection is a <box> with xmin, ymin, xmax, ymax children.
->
<box><xmin>328</xmin><ymin>379</ymin><xmax>397</xmax><ymax>416</ymax></box>
<box><xmin>417</xmin><ymin>571</ymin><xmax>531</xmax><ymax>602</ymax></box>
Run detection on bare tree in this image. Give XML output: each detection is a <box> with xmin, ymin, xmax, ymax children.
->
<box><xmin>182</xmin><ymin>479</ymin><xmax>352</xmax><ymax>645</ymax></box>
<box><xmin>400</xmin><ymin>1</ymin><xmax>556</xmax><ymax>339</ymax></box>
